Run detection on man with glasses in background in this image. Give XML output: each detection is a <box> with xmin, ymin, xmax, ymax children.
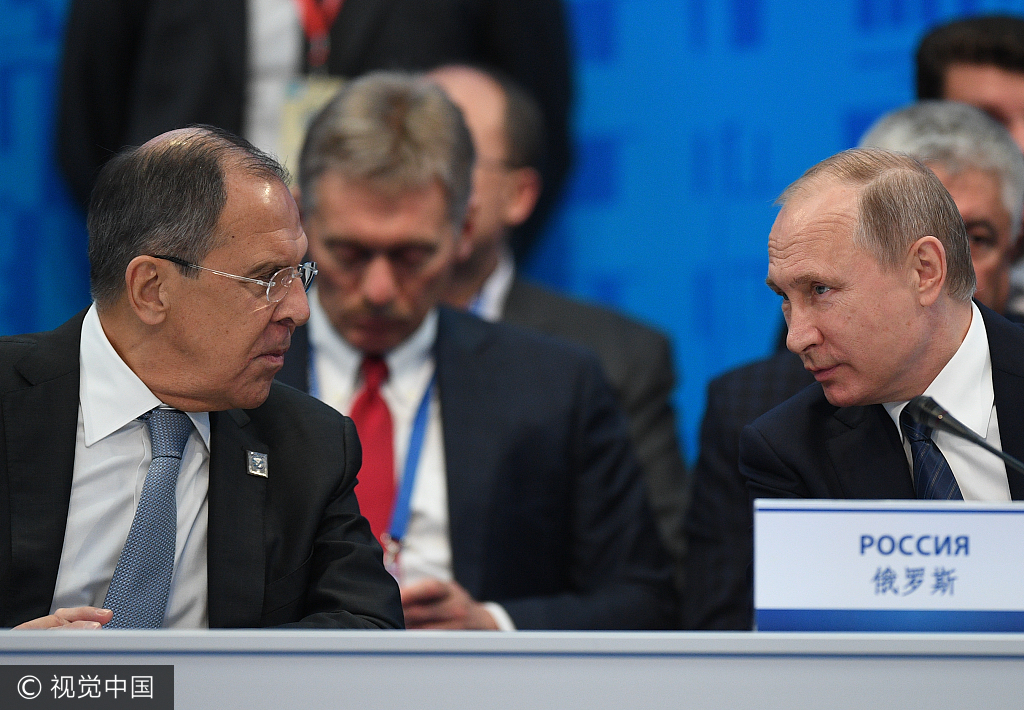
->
<box><xmin>4</xmin><ymin>125</ymin><xmax>403</xmax><ymax>630</ymax></box>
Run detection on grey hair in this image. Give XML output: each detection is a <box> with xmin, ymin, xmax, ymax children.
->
<box><xmin>87</xmin><ymin>125</ymin><xmax>288</xmax><ymax>309</ymax></box>
<box><xmin>860</xmin><ymin>100</ymin><xmax>1024</xmax><ymax>245</ymax></box>
<box><xmin>298</xmin><ymin>71</ymin><xmax>474</xmax><ymax>227</ymax></box>
<box><xmin>778</xmin><ymin>147</ymin><xmax>976</xmax><ymax>303</ymax></box>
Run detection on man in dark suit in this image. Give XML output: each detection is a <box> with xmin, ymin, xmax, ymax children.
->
<box><xmin>685</xmin><ymin>100</ymin><xmax>1024</xmax><ymax>629</ymax></box>
<box><xmin>683</xmin><ymin>345</ymin><xmax>812</xmax><ymax>630</ymax></box>
<box><xmin>428</xmin><ymin>65</ymin><xmax>689</xmax><ymax>590</ymax></box>
<box><xmin>5</xmin><ymin>126</ymin><xmax>403</xmax><ymax>630</ymax></box>
<box><xmin>278</xmin><ymin>71</ymin><xmax>675</xmax><ymax>630</ymax></box>
<box><xmin>740</xmin><ymin>147</ymin><xmax>1024</xmax><ymax>505</ymax></box>
<box><xmin>56</xmin><ymin>0</ymin><xmax>571</xmax><ymax>260</ymax></box>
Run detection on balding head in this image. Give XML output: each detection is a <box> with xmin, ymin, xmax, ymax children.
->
<box><xmin>427</xmin><ymin>65</ymin><xmax>544</xmax><ymax>302</ymax></box>
<box><xmin>88</xmin><ymin>125</ymin><xmax>288</xmax><ymax>309</ymax></box>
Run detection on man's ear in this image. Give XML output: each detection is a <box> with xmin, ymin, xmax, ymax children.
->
<box><xmin>910</xmin><ymin>235</ymin><xmax>947</xmax><ymax>306</ymax></box>
<box><xmin>503</xmin><ymin>167</ymin><xmax>541</xmax><ymax>227</ymax></box>
<box><xmin>124</xmin><ymin>255</ymin><xmax>171</xmax><ymax>325</ymax></box>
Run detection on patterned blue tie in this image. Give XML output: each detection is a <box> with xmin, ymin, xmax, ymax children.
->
<box><xmin>900</xmin><ymin>408</ymin><xmax>963</xmax><ymax>500</ymax></box>
<box><xmin>104</xmin><ymin>408</ymin><xmax>192</xmax><ymax>628</ymax></box>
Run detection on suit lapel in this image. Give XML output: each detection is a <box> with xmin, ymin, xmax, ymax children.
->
<box><xmin>207</xmin><ymin>408</ymin><xmax>268</xmax><ymax>627</ymax></box>
<box><xmin>980</xmin><ymin>304</ymin><xmax>1024</xmax><ymax>500</ymax></box>
<box><xmin>434</xmin><ymin>309</ymin><xmax>500</xmax><ymax>598</ymax></box>
<box><xmin>826</xmin><ymin>404</ymin><xmax>916</xmax><ymax>499</ymax></box>
<box><xmin>4</xmin><ymin>313</ymin><xmax>86</xmax><ymax>620</ymax></box>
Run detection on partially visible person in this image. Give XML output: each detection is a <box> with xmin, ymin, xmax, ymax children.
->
<box><xmin>5</xmin><ymin>126</ymin><xmax>403</xmax><ymax>629</ymax></box>
<box><xmin>428</xmin><ymin>64</ymin><xmax>690</xmax><ymax>595</ymax></box>
<box><xmin>686</xmin><ymin>108</ymin><xmax>1024</xmax><ymax>628</ymax></box>
<box><xmin>917</xmin><ymin>14</ymin><xmax>1024</xmax><ymax>314</ymax></box>
<box><xmin>56</xmin><ymin>0</ymin><xmax>572</xmax><ymax>261</ymax></box>
<box><xmin>861</xmin><ymin>101</ymin><xmax>1024</xmax><ymax>316</ymax></box>
<box><xmin>682</xmin><ymin>339</ymin><xmax>811</xmax><ymax>630</ymax></box>
<box><xmin>741</xmin><ymin>148</ymin><xmax>1024</xmax><ymax>505</ymax></box>
<box><xmin>917</xmin><ymin>15</ymin><xmax>1024</xmax><ymax>149</ymax></box>
<box><xmin>277</xmin><ymin>71</ymin><xmax>676</xmax><ymax>630</ymax></box>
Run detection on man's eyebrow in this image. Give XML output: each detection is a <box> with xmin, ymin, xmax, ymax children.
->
<box><xmin>963</xmin><ymin>219</ymin><xmax>998</xmax><ymax>235</ymax></box>
<box><xmin>243</xmin><ymin>260</ymin><xmax>282</xmax><ymax>278</ymax></box>
<box><xmin>765</xmin><ymin>274</ymin><xmax>821</xmax><ymax>292</ymax></box>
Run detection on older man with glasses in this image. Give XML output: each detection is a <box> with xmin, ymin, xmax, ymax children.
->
<box><xmin>4</xmin><ymin>125</ymin><xmax>403</xmax><ymax>630</ymax></box>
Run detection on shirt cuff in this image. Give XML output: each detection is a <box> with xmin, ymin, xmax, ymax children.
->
<box><xmin>483</xmin><ymin>602</ymin><xmax>516</xmax><ymax>631</ymax></box>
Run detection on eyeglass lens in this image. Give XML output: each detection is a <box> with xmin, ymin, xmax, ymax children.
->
<box><xmin>266</xmin><ymin>263</ymin><xmax>316</xmax><ymax>302</ymax></box>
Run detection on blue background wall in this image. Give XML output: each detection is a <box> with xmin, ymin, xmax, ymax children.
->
<box><xmin>4</xmin><ymin>0</ymin><xmax>1024</xmax><ymax>461</ymax></box>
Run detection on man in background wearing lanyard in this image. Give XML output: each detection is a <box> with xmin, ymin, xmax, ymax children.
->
<box><xmin>277</xmin><ymin>71</ymin><xmax>676</xmax><ymax>630</ymax></box>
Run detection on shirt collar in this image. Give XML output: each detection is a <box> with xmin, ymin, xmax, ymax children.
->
<box><xmin>80</xmin><ymin>304</ymin><xmax>211</xmax><ymax>448</ymax></box>
<box><xmin>884</xmin><ymin>301</ymin><xmax>993</xmax><ymax>437</ymax></box>
<box><xmin>470</xmin><ymin>246</ymin><xmax>515</xmax><ymax>322</ymax></box>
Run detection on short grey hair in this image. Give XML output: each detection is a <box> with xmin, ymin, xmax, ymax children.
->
<box><xmin>778</xmin><ymin>147</ymin><xmax>976</xmax><ymax>303</ymax></box>
<box><xmin>860</xmin><ymin>100</ymin><xmax>1024</xmax><ymax>245</ymax></box>
<box><xmin>87</xmin><ymin>125</ymin><xmax>288</xmax><ymax>309</ymax></box>
<box><xmin>298</xmin><ymin>71</ymin><xmax>475</xmax><ymax>227</ymax></box>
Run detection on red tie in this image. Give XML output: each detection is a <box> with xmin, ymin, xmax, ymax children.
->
<box><xmin>349</xmin><ymin>356</ymin><xmax>394</xmax><ymax>543</ymax></box>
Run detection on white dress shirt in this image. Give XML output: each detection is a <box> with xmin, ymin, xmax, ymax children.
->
<box><xmin>307</xmin><ymin>291</ymin><xmax>515</xmax><ymax>629</ymax></box>
<box><xmin>50</xmin><ymin>305</ymin><xmax>212</xmax><ymax>627</ymax></box>
<box><xmin>884</xmin><ymin>302</ymin><xmax>1011</xmax><ymax>500</ymax></box>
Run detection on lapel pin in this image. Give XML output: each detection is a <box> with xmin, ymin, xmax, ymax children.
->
<box><xmin>247</xmin><ymin>451</ymin><xmax>269</xmax><ymax>478</ymax></box>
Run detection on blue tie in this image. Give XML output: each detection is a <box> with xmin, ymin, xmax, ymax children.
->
<box><xmin>900</xmin><ymin>408</ymin><xmax>963</xmax><ymax>500</ymax></box>
<box><xmin>104</xmin><ymin>408</ymin><xmax>192</xmax><ymax>628</ymax></box>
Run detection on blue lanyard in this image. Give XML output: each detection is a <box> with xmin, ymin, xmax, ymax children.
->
<box><xmin>388</xmin><ymin>372</ymin><xmax>435</xmax><ymax>542</ymax></box>
<box><xmin>308</xmin><ymin>344</ymin><xmax>433</xmax><ymax>543</ymax></box>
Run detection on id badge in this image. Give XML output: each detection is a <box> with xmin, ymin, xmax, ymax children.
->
<box><xmin>380</xmin><ymin>532</ymin><xmax>402</xmax><ymax>583</ymax></box>
<box><xmin>278</xmin><ymin>75</ymin><xmax>346</xmax><ymax>177</ymax></box>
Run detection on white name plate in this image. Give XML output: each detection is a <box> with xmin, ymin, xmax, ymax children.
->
<box><xmin>754</xmin><ymin>499</ymin><xmax>1024</xmax><ymax>631</ymax></box>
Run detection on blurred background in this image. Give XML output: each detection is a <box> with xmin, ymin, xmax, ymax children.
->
<box><xmin>4</xmin><ymin>0</ymin><xmax>1024</xmax><ymax>461</ymax></box>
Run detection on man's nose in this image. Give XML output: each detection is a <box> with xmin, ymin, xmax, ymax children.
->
<box><xmin>361</xmin><ymin>254</ymin><xmax>398</xmax><ymax>307</ymax></box>
<box><xmin>785</xmin><ymin>305</ymin><xmax>822</xmax><ymax>354</ymax></box>
<box><xmin>272</xmin><ymin>274</ymin><xmax>310</xmax><ymax>327</ymax></box>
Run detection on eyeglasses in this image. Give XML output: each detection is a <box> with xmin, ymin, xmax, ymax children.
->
<box><xmin>152</xmin><ymin>255</ymin><xmax>317</xmax><ymax>303</ymax></box>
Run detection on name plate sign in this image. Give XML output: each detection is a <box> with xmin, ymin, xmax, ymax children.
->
<box><xmin>754</xmin><ymin>499</ymin><xmax>1024</xmax><ymax>631</ymax></box>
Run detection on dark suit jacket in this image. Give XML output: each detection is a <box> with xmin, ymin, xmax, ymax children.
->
<box><xmin>56</xmin><ymin>0</ymin><xmax>572</xmax><ymax>258</ymax></box>
<box><xmin>502</xmin><ymin>279</ymin><xmax>689</xmax><ymax>582</ymax></box>
<box><xmin>740</xmin><ymin>303</ymin><xmax>1024</xmax><ymax>501</ymax></box>
<box><xmin>277</xmin><ymin>307</ymin><xmax>677</xmax><ymax>629</ymax></box>
<box><xmin>0</xmin><ymin>311</ymin><xmax>404</xmax><ymax>629</ymax></box>
<box><xmin>682</xmin><ymin>348</ymin><xmax>813</xmax><ymax>630</ymax></box>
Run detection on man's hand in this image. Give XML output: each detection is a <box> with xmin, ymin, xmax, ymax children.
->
<box><xmin>14</xmin><ymin>607</ymin><xmax>113</xmax><ymax>630</ymax></box>
<box><xmin>401</xmin><ymin>579</ymin><xmax>499</xmax><ymax>630</ymax></box>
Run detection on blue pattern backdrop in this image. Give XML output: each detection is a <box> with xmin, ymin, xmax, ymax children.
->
<box><xmin>5</xmin><ymin>0</ymin><xmax>1024</xmax><ymax>460</ymax></box>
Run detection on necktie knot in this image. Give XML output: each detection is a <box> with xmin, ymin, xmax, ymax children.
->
<box><xmin>900</xmin><ymin>408</ymin><xmax>934</xmax><ymax>444</ymax></box>
<box><xmin>144</xmin><ymin>408</ymin><xmax>192</xmax><ymax>460</ymax></box>
<box><xmin>360</xmin><ymin>356</ymin><xmax>389</xmax><ymax>392</ymax></box>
